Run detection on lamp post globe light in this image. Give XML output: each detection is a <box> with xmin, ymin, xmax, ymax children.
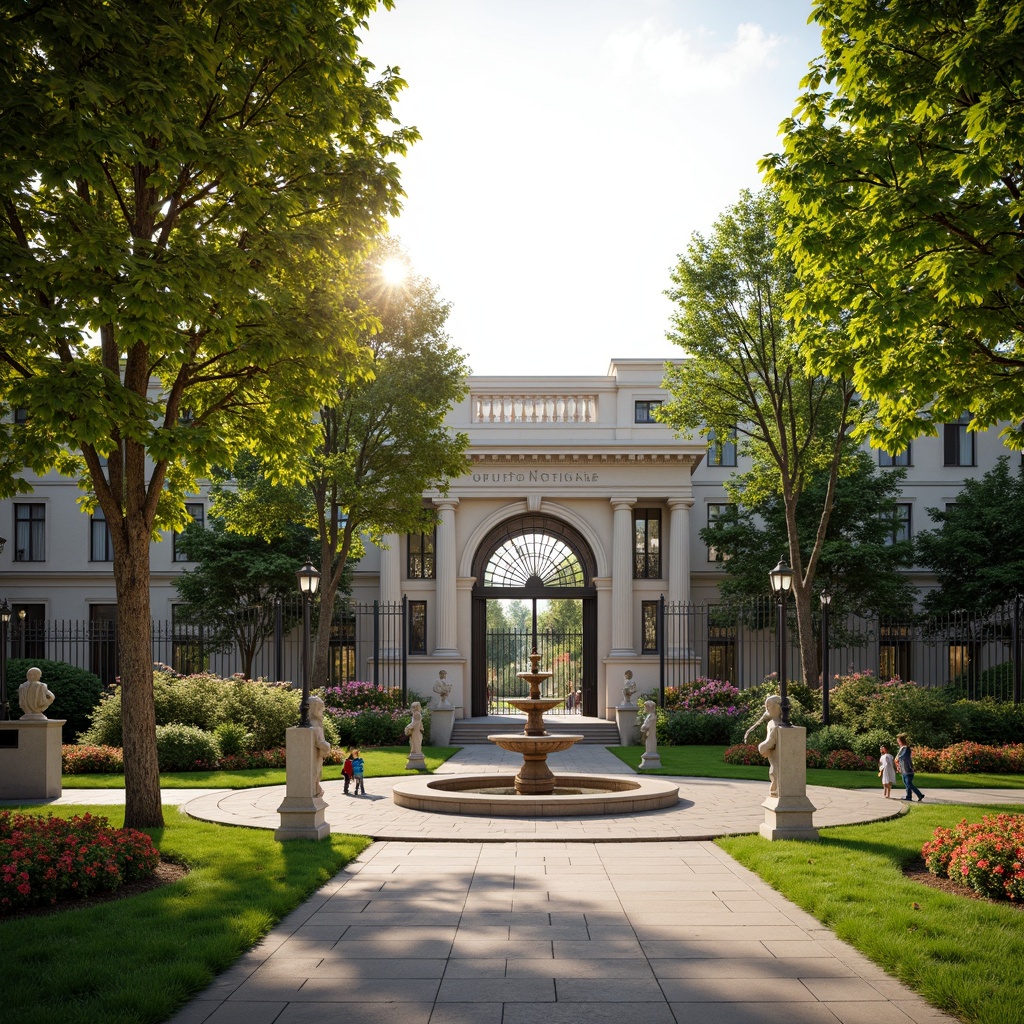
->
<box><xmin>768</xmin><ymin>558</ymin><xmax>794</xmax><ymax>726</ymax></box>
<box><xmin>820</xmin><ymin>590</ymin><xmax>833</xmax><ymax>727</ymax></box>
<box><xmin>296</xmin><ymin>559</ymin><xmax>321</xmax><ymax>729</ymax></box>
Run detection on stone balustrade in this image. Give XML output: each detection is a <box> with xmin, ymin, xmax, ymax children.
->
<box><xmin>472</xmin><ymin>393</ymin><xmax>598</xmax><ymax>423</ymax></box>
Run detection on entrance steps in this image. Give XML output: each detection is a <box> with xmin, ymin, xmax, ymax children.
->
<box><xmin>449</xmin><ymin>715</ymin><xmax>622</xmax><ymax>746</ymax></box>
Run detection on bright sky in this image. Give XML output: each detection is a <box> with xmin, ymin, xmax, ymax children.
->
<box><xmin>361</xmin><ymin>0</ymin><xmax>823</xmax><ymax>377</ymax></box>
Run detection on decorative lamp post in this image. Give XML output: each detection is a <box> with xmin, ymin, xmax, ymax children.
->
<box><xmin>18</xmin><ymin>608</ymin><xmax>25</xmax><ymax>659</ymax></box>
<box><xmin>820</xmin><ymin>590</ymin><xmax>833</xmax><ymax>726</ymax></box>
<box><xmin>768</xmin><ymin>558</ymin><xmax>794</xmax><ymax>726</ymax></box>
<box><xmin>295</xmin><ymin>560</ymin><xmax>321</xmax><ymax>728</ymax></box>
<box><xmin>0</xmin><ymin>599</ymin><xmax>9</xmax><ymax>721</ymax></box>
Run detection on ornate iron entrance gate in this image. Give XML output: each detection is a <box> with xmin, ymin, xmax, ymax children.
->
<box><xmin>471</xmin><ymin>515</ymin><xmax>597</xmax><ymax>716</ymax></box>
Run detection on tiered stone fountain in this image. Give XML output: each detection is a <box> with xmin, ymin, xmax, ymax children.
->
<box><xmin>391</xmin><ymin>650</ymin><xmax>679</xmax><ymax>818</ymax></box>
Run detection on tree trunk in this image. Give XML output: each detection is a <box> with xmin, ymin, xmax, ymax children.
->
<box><xmin>112</xmin><ymin>531</ymin><xmax>164</xmax><ymax>829</ymax></box>
<box><xmin>792</xmin><ymin>582</ymin><xmax>820</xmax><ymax>693</ymax></box>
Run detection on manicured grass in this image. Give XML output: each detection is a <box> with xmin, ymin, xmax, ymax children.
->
<box><xmin>61</xmin><ymin>745</ymin><xmax>459</xmax><ymax>789</ymax></box>
<box><xmin>610</xmin><ymin>744</ymin><xmax>1024</xmax><ymax>790</ymax></box>
<box><xmin>719</xmin><ymin>803</ymin><xmax>1024</xmax><ymax>1024</ymax></box>
<box><xmin>0</xmin><ymin>804</ymin><xmax>370</xmax><ymax>1024</ymax></box>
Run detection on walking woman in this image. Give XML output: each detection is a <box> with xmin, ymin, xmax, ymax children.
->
<box><xmin>895</xmin><ymin>733</ymin><xmax>925</xmax><ymax>802</ymax></box>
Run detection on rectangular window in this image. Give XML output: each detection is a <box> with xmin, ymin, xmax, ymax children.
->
<box><xmin>407</xmin><ymin>529</ymin><xmax>436</xmax><ymax>579</ymax></box>
<box><xmin>641</xmin><ymin>601</ymin><xmax>659</xmax><ymax>654</ymax></box>
<box><xmin>633</xmin><ymin>508</ymin><xmax>661</xmax><ymax>578</ymax></box>
<box><xmin>879</xmin><ymin>446</ymin><xmax>910</xmax><ymax>467</ymax></box>
<box><xmin>90</xmin><ymin>507</ymin><xmax>114</xmax><ymax>562</ymax></box>
<box><xmin>13</xmin><ymin>407</ymin><xmax>28</xmax><ymax>425</ymax></box>
<box><xmin>706</xmin><ymin>503</ymin><xmax>734</xmax><ymax>562</ymax></box>
<box><xmin>707</xmin><ymin>427</ymin><xmax>737</xmax><ymax>467</ymax></box>
<box><xmin>634</xmin><ymin>400</ymin><xmax>663</xmax><ymax>424</ymax></box>
<box><xmin>708</xmin><ymin>606</ymin><xmax>737</xmax><ymax>682</ymax></box>
<box><xmin>409</xmin><ymin>600</ymin><xmax>427</xmax><ymax>655</ymax></box>
<box><xmin>879</xmin><ymin>624</ymin><xmax>912</xmax><ymax>681</ymax></box>
<box><xmin>14</xmin><ymin>503</ymin><xmax>45</xmax><ymax>561</ymax></box>
<box><xmin>944</xmin><ymin>414</ymin><xmax>975</xmax><ymax>467</ymax></box>
<box><xmin>889</xmin><ymin>503</ymin><xmax>912</xmax><ymax>544</ymax></box>
<box><xmin>173</xmin><ymin>502</ymin><xmax>204</xmax><ymax>562</ymax></box>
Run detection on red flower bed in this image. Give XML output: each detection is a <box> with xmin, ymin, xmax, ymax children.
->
<box><xmin>62</xmin><ymin>744</ymin><xmax>124</xmax><ymax>774</ymax></box>
<box><xmin>0</xmin><ymin>811</ymin><xmax>160</xmax><ymax>912</ymax></box>
<box><xmin>923</xmin><ymin>814</ymin><xmax>1024</xmax><ymax>902</ymax></box>
<box><xmin>825</xmin><ymin>749</ymin><xmax>877</xmax><ymax>771</ymax></box>
<box><xmin>723</xmin><ymin>743</ymin><xmax>768</xmax><ymax>766</ymax></box>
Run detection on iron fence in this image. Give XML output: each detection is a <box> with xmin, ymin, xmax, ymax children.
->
<box><xmin>484</xmin><ymin>628</ymin><xmax>583</xmax><ymax>715</ymax></box>
<box><xmin>8</xmin><ymin>598</ymin><xmax>408</xmax><ymax>695</ymax></box>
<box><xmin>659</xmin><ymin>596</ymin><xmax>1023</xmax><ymax>703</ymax></box>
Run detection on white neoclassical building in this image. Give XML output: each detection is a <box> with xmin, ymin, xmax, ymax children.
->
<box><xmin>0</xmin><ymin>356</ymin><xmax>1017</xmax><ymax>709</ymax></box>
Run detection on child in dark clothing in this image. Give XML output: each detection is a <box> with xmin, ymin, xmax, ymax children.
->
<box><xmin>352</xmin><ymin>749</ymin><xmax>365</xmax><ymax>796</ymax></box>
<box><xmin>342</xmin><ymin>749</ymin><xmax>354</xmax><ymax>795</ymax></box>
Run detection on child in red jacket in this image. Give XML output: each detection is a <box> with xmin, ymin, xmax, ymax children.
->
<box><xmin>342</xmin><ymin>749</ymin><xmax>354</xmax><ymax>795</ymax></box>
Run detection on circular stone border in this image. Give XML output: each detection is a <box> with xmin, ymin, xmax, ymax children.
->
<box><xmin>390</xmin><ymin>773</ymin><xmax>680</xmax><ymax>818</ymax></box>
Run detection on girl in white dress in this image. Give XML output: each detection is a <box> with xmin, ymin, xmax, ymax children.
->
<box><xmin>878</xmin><ymin>744</ymin><xmax>897</xmax><ymax>798</ymax></box>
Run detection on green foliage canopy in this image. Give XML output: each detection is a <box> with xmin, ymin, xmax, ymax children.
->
<box><xmin>763</xmin><ymin>0</ymin><xmax>1024</xmax><ymax>452</ymax></box>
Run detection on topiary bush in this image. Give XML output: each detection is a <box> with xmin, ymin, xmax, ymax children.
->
<box><xmin>154</xmin><ymin>723</ymin><xmax>220</xmax><ymax>771</ymax></box>
<box><xmin>6</xmin><ymin>658</ymin><xmax>104</xmax><ymax>742</ymax></box>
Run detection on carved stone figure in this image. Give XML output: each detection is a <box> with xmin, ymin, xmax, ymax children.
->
<box><xmin>640</xmin><ymin>699</ymin><xmax>658</xmax><ymax>756</ymax></box>
<box><xmin>18</xmin><ymin>667</ymin><xmax>55</xmax><ymax>720</ymax></box>
<box><xmin>744</xmin><ymin>695</ymin><xmax>783</xmax><ymax>797</ymax></box>
<box><xmin>404</xmin><ymin>701</ymin><xmax>424</xmax><ymax>757</ymax></box>
<box><xmin>432</xmin><ymin>670</ymin><xmax>453</xmax><ymax>708</ymax></box>
<box><xmin>621</xmin><ymin>671</ymin><xmax>637</xmax><ymax>707</ymax></box>
<box><xmin>307</xmin><ymin>695</ymin><xmax>333</xmax><ymax>798</ymax></box>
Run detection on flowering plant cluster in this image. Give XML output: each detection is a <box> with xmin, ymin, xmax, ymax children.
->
<box><xmin>61</xmin><ymin>744</ymin><xmax>124</xmax><ymax>774</ymax></box>
<box><xmin>1</xmin><ymin>811</ymin><xmax>160</xmax><ymax>912</ymax></box>
<box><xmin>922</xmin><ymin>814</ymin><xmax>1024</xmax><ymax>902</ymax></box>
<box><xmin>664</xmin><ymin>678</ymin><xmax>744</xmax><ymax>717</ymax></box>
<box><xmin>321</xmin><ymin>681</ymin><xmax>423</xmax><ymax>746</ymax></box>
<box><xmin>321</xmin><ymin>680</ymin><xmax>407</xmax><ymax>713</ymax></box>
<box><xmin>824</xmin><ymin>749</ymin><xmax>876</xmax><ymax>771</ymax></box>
<box><xmin>723</xmin><ymin>744</ymin><xmax>769</xmax><ymax>766</ymax></box>
<box><xmin>937</xmin><ymin>741</ymin><xmax>1022</xmax><ymax>774</ymax></box>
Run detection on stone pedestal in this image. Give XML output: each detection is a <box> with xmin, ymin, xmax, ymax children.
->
<box><xmin>759</xmin><ymin>726</ymin><xmax>819</xmax><ymax>841</ymax></box>
<box><xmin>430</xmin><ymin>706</ymin><xmax>455</xmax><ymax>747</ymax></box>
<box><xmin>639</xmin><ymin>750</ymin><xmax>662</xmax><ymax>770</ymax></box>
<box><xmin>615</xmin><ymin>705</ymin><xmax>638</xmax><ymax>746</ymax></box>
<box><xmin>275</xmin><ymin>727</ymin><xmax>329</xmax><ymax>841</ymax></box>
<box><xmin>0</xmin><ymin>720</ymin><xmax>65</xmax><ymax>799</ymax></box>
<box><xmin>405</xmin><ymin>751</ymin><xmax>427</xmax><ymax>771</ymax></box>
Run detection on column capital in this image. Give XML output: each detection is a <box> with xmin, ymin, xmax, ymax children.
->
<box><xmin>610</xmin><ymin>497</ymin><xmax>637</xmax><ymax>511</ymax></box>
<box><xmin>667</xmin><ymin>497</ymin><xmax>695</xmax><ymax>511</ymax></box>
<box><xmin>432</xmin><ymin>497</ymin><xmax>460</xmax><ymax>512</ymax></box>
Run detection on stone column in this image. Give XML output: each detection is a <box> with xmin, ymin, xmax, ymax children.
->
<box><xmin>668</xmin><ymin>498</ymin><xmax>693</xmax><ymax>657</ymax></box>
<box><xmin>433</xmin><ymin>498</ymin><xmax>460</xmax><ymax>655</ymax></box>
<box><xmin>610</xmin><ymin>498</ymin><xmax>636</xmax><ymax>654</ymax></box>
<box><xmin>379</xmin><ymin>531</ymin><xmax>402</xmax><ymax>606</ymax></box>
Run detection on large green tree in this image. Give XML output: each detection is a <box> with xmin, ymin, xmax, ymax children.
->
<box><xmin>916</xmin><ymin>456</ymin><xmax>1024</xmax><ymax>614</ymax></box>
<box><xmin>763</xmin><ymin>0</ymin><xmax>1024</xmax><ymax>454</ymax></box>
<box><xmin>661</xmin><ymin>188</ymin><xmax>863</xmax><ymax>690</ymax></box>
<box><xmin>0</xmin><ymin>1</ymin><xmax>413</xmax><ymax>826</ymax></box>
<box><xmin>173</xmin><ymin>516</ymin><xmax>314</xmax><ymax>679</ymax></box>
<box><xmin>219</xmin><ymin>242</ymin><xmax>470</xmax><ymax>685</ymax></box>
<box><xmin>702</xmin><ymin>451</ymin><xmax>918</xmax><ymax>627</ymax></box>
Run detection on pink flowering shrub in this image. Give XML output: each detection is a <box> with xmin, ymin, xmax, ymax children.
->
<box><xmin>922</xmin><ymin>814</ymin><xmax>1024</xmax><ymax>901</ymax></box>
<box><xmin>664</xmin><ymin>678</ymin><xmax>744</xmax><ymax>717</ymax></box>
<box><xmin>62</xmin><ymin>744</ymin><xmax>124</xmax><ymax>774</ymax></box>
<box><xmin>825</xmin><ymin>749</ymin><xmax>877</xmax><ymax>771</ymax></box>
<box><xmin>0</xmin><ymin>811</ymin><xmax>160</xmax><ymax>912</ymax></box>
<box><xmin>321</xmin><ymin>681</ymin><xmax>421</xmax><ymax>746</ymax></box>
<box><xmin>723</xmin><ymin>743</ymin><xmax>768</xmax><ymax>766</ymax></box>
<box><xmin>939</xmin><ymin>741</ymin><xmax>1009</xmax><ymax>774</ymax></box>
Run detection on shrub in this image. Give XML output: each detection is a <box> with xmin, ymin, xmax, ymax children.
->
<box><xmin>663</xmin><ymin>710</ymin><xmax>734</xmax><ymax>746</ymax></box>
<box><xmin>851</xmin><ymin>728</ymin><xmax>896</xmax><ymax>759</ymax></box>
<box><xmin>911</xmin><ymin>745</ymin><xmax>942</xmax><ymax>772</ymax></box>
<box><xmin>6</xmin><ymin>658</ymin><xmax>104</xmax><ymax>742</ymax></box>
<box><xmin>723</xmin><ymin>743</ymin><xmax>768</xmax><ymax>766</ymax></box>
<box><xmin>152</xmin><ymin>669</ymin><xmax>227</xmax><ymax>730</ymax></box>
<box><xmin>61</xmin><ymin>744</ymin><xmax>124</xmax><ymax>774</ymax></box>
<box><xmin>807</xmin><ymin>724</ymin><xmax>858</xmax><ymax>755</ymax></box>
<box><xmin>154</xmin><ymin>723</ymin><xmax>220</xmax><ymax>772</ymax></box>
<box><xmin>923</xmin><ymin>814</ymin><xmax>1024</xmax><ymax>902</ymax></box>
<box><xmin>213</xmin><ymin>721</ymin><xmax>251</xmax><ymax>757</ymax></box>
<box><xmin>938</xmin><ymin>741</ymin><xmax>1009</xmax><ymax>774</ymax></box>
<box><xmin>321</xmin><ymin>681</ymin><xmax>426</xmax><ymax>747</ymax></box>
<box><xmin>79</xmin><ymin>688</ymin><xmax>123</xmax><ymax>747</ymax></box>
<box><xmin>804</xmin><ymin>746</ymin><xmax>827</xmax><ymax>769</ymax></box>
<box><xmin>663</xmin><ymin>678</ymin><xmax>744</xmax><ymax>715</ymax></box>
<box><xmin>824</xmin><ymin>748</ymin><xmax>876</xmax><ymax>771</ymax></box>
<box><xmin>220</xmin><ymin>679</ymin><xmax>304</xmax><ymax>749</ymax></box>
<box><xmin>0</xmin><ymin>811</ymin><xmax>159</xmax><ymax>911</ymax></box>
<box><xmin>949</xmin><ymin>698</ymin><xmax>1024</xmax><ymax>746</ymax></box>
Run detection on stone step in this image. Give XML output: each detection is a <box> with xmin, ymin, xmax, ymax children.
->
<box><xmin>449</xmin><ymin>717</ymin><xmax>621</xmax><ymax>746</ymax></box>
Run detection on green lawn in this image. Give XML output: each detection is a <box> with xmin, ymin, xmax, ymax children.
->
<box><xmin>720</xmin><ymin>803</ymin><xmax>1024</xmax><ymax>1024</ymax></box>
<box><xmin>610</xmin><ymin>744</ymin><xmax>1024</xmax><ymax>790</ymax></box>
<box><xmin>0</xmin><ymin>805</ymin><xmax>370</xmax><ymax>1024</ymax></box>
<box><xmin>61</xmin><ymin>745</ymin><xmax>459</xmax><ymax>789</ymax></box>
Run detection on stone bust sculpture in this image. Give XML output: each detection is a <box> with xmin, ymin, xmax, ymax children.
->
<box><xmin>19</xmin><ymin>667</ymin><xmax>55</xmax><ymax>720</ymax></box>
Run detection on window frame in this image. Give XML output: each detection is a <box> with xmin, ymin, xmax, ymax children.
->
<box><xmin>634</xmin><ymin>400</ymin><xmax>663</xmax><ymax>424</ymax></box>
<box><xmin>707</xmin><ymin>427</ymin><xmax>738</xmax><ymax>467</ymax></box>
<box><xmin>878</xmin><ymin>445</ymin><xmax>911</xmax><ymax>467</ymax></box>
<box><xmin>173</xmin><ymin>503</ymin><xmax>205</xmax><ymax>562</ymax></box>
<box><xmin>641</xmin><ymin>600</ymin><xmax>659</xmax><ymax>654</ymax></box>
<box><xmin>706</xmin><ymin>502</ymin><xmax>734</xmax><ymax>562</ymax></box>
<box><xmin>14</xmin><ymin>502</ymin><xmax>46</xmax><ymax>562</ymax></box>
<box><xmin>407</xmin><ymin>528</ymin><xmax>436</xmax><ymax>580</ymax></box>
<box><xmin>890</xmin><ymin>503</ymin><xmax>912</xmax><ymax>545</ymax></box>
<box><xmin>408</xmin><ymin>600</ymin><xmax>428</xmax><ymax>655</ymax></box>
<box><xmin>632</xmin><ymin>508</ymin><xmax>661</xmax><ymax>579</ymax></box>
<box><xmin>943</xmin><ymin>414</ymin><xmax>976</xmax><ymax>467</ymax></box>
<box><xmin>90</xmin><ymin>506</ymin><xmax>114</xmax><ymax>562</ymax></box>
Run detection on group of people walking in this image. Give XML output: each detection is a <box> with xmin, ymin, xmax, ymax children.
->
<box><xmin>342</xmin><ymin>748</ymin><xmax>365</xmax><ymax>796</ymax></box>
<box><xmin>878</xmin><ymin>733</ymin><xmax>925</xmax><ymax>802</ymax></box>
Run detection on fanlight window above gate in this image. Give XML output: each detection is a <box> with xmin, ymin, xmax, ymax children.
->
<box><xmin>483</xmin><ymin>531</ymin><xmax>585</xmax><ymax>589</ymax></box>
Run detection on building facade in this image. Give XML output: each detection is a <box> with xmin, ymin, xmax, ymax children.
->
<box><xmin>0</xmin><ymin>358</ymin><xmax>1017</xmax><ymax>714</ymax></box>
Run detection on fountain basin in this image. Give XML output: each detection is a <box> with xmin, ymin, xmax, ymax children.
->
<box><xmin>391</xmin><ymin>773</ymin><xmax>680</xmax><ymax>817</ymax></box>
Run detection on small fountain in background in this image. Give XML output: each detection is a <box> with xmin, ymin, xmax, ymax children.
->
<box><xmin>487</xmin><ymin>648</ymin><xmax>584</xmax><ymax>794</ymax></box>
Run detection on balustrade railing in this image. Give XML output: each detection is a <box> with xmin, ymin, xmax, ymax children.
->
<box><xmin>472</xmin><ymin>393</ymin><xmax>598</xmax><ymax>423</ymax></box>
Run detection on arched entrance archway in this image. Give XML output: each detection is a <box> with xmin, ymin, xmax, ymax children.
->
<box><xmin>471</xmin><ymin>515</ymin><xmax>597</xmax><ymax>716</ymax></box>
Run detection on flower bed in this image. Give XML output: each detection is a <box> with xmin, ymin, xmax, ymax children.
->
<box><xmin>62</xmin><ymin>744</ymin><xmax>124</xmax><ymax>774</ymax></box>
<box><xmin>724</xmin><ymin>743</ymin><xmax>829</xmax><ymax>769</ymax></box>
<box><xmin>1</xmin><ymin>811</ymin><xmax>160</xmax><ymax>912</ymax></box>
<box><xmin>922</xmin><ymin>814</ymin><xmax>1024</xmax><ymax>902</ymax></box>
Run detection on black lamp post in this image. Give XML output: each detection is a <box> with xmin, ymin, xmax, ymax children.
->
<box><xmin>820</xmin><ymin>590</ymin><xmax>832</xmax><ymax>726</ymax></box>
<box><xmin>18</xmin><ymin>608</ymin><xmax>25</xmax><ymax>659</ymax></box>
<box><xmin>769</xmin><ymin>558</ymin><xmax>794</xmax><ymax>726</ymax></box>
<box><xmin>296</xmin><ymin>560</ymin><xmax>321</xmax><ymax>728</ymax></box>
<box><xmin>0</xmin><ymin>599</ymin><xmax>9</xmax><ymax>722</ymax></box>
